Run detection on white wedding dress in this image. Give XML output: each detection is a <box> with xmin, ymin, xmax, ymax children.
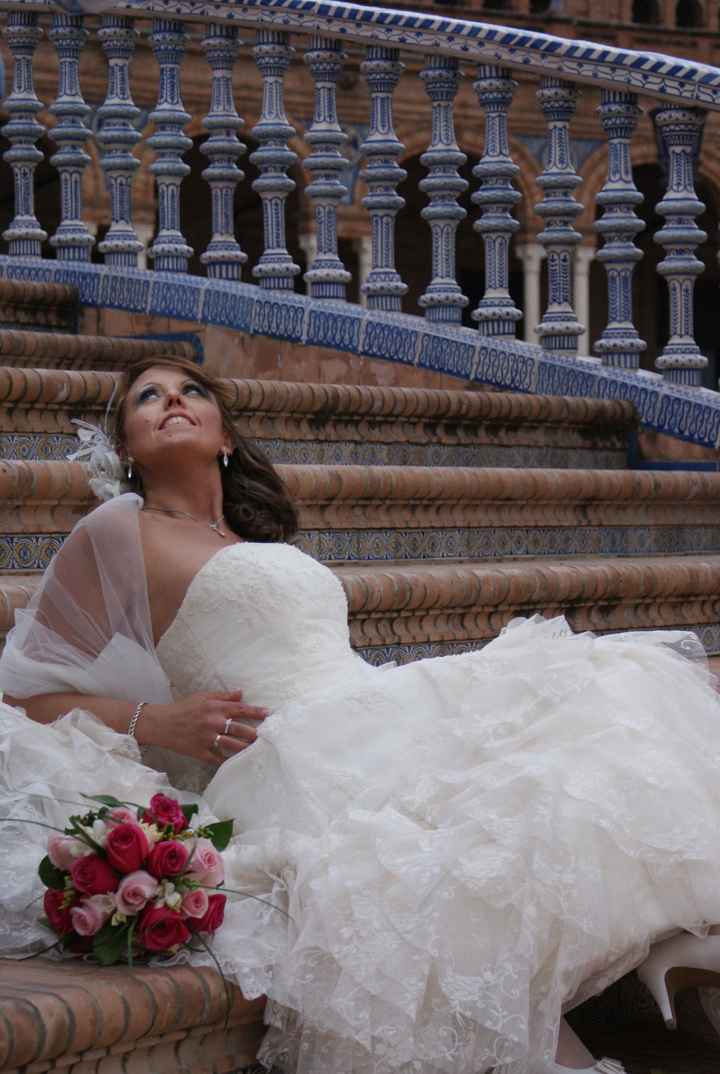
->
<box><xmin>4</xmin><ymin>539</ymin><xmax>720</xmax><ymax>1074</ymax></box>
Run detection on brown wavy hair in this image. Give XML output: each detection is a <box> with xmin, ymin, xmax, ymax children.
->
<box><xmin>112</xmin><ymin>355</ymin><xmax>298</xmax><ymax>542</ymax></box>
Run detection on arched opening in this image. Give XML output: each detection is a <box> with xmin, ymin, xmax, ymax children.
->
<box><xmin>631</xmin><ymin>0</ymin><xmax>661</xmax><ymax>22</ymax></box>
<box><xmin>676</xmin><ymin>0</ymin><xmax>704</xmax><ymax>26</ymax></box>
<box><xmin>529</xmin><ymin>0</ymin><xmax>553</xmax><ymax>14</ymax></box>
<box><xmin>395</xmin><ymin>152</ymin><xmax>524</xmax><ymax>331</ymax></box>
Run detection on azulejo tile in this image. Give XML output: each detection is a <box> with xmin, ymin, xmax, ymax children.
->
<box><xmin>0</xmin><ymin>534</ymin><xmax>65</xmax><ymax>571</ymax></box>
<box><xmin>0</xmin><ymin>434</ymin><xmax>79</xmax><ymax>461</ymax></box>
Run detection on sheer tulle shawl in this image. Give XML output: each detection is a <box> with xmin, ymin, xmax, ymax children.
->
<box><xmin>0</xmin><ymin>495</ymin><xmax>172</xmax><ymax>704</ymax></box>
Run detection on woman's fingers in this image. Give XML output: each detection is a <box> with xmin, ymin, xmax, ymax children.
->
<box><xmin>217</xmin><ymin>699</ymin><xmax>269</xmax><ymax>722</ymax></box>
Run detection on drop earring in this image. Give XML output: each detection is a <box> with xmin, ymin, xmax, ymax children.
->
<box><xmin>222</xmin><ymin>450</ymin><xmax>229</xmax><ymax>468</ymax></box>
<box><xmin>127</xmin><ymin>458</ymin><xmax>134</xmax><ymax>480</ymax></box>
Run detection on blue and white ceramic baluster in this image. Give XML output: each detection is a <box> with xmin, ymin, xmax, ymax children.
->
<box><xmin>418</xmin><ymin>55</ymin><xmax>468</xmax><ymax>324</ymax></box>
<box><xmin>96</xmin><ymin>16</ymin><xmax>143</xmax><ymax>267</ymax></box>
<box><xmin>303</xmin><ymin>36</ymin><xmax>351</xmax><ymax>301</ymax></box>
<box><xmin>48</xmin><ymin>14</ymin><xmax>94</xmax><ymax>262</ymax></box>
<box><xmin>148</xmin><ymin>19</ymin><xmax>192</xmax><ymax>274</ymax></box>
<box><xmin>535</xmin><ymin>78</ymin><xmax>583</xmax><ymax>355</ymax></box>
<box><xmin>472</xmin><ymin>65</ymin><xmax>522</xmax><ymax>337</ymax></box>
<box><xmin>2</xmin><ymin>12</ymin><xmax>47</xmax><ymax>258</ymax></box>
<box><xmin>251</xmin><ymin>31</ymin><xmax>301</xmax><ymax>291</ymax></box>
<box><xmin>200</xmin><ymin>23</ymin><xmax>246</xmax><ymax>281</ymax></box>
<box><xmin>594</xmin><ymin>90</ymin><xmax>646</xmax><ymax>370</ymax></box>
<box><xmin>359</xmin><ymin>46</ymin><xmax>407</xmax><ymax>312</ymax></box>
<box><xmin>653</xmin><ymin>106</ymin><xmax>707</xmax><ymax>386</ymax></box>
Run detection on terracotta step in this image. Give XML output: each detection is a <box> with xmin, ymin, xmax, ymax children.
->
<box><xmin>0</xmin><ymin>279</ymin><xmax>77</xmax><ymax>334</ymax></box>
<box><xmin>0</xmin><ymin>366</ymin><xmax>635</xmax><ymax>468</ymax></box>
<box><xmin>3</xmin><ymin>554</ymin><xmax>720</xmax><ymax>662</ymax></box>
<box><xmin>0</xmin><ymin>958</ymin><xmax>264</xmax><ymax>1074</ymax></box>
<box><xmin>0</xmin><ymin>331</ymin><xmax>195</xmax><ymax>371</ymax></box>
<box><xmin>2</xmin><ymin>460</ymin><xmax>720</xmax><ymax>570</ymax></box>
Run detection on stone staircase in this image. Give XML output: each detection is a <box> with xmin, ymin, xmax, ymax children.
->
<box><xmin>3</xmin><ymin>278</ymin><xmax>720</xmax><ymax>1074</ymax></box>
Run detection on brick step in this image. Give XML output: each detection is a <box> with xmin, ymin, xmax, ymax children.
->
<box><xmin>3</xmin><ymin>554</ymin><xmax>720</xmax><ymax>662</ymax></box>
<box><xmin>0</xmin><ymin>959</ymin><xmax>264</xmax><ymax>1074</ymax></box>
<box><xmin>0</xmin><ymin>279</ymin><xmax>78</xmax><ymax>334</ymax></box>
<box><xmin>0</xmin><ymin>367</ymin><xmax>635</xmax><ymax>468</ymax></box>
<box><xmin>0</xmin><ymin>332</ymin><xmax>195</xmax><ymax>372</ymax></box>
<box><xmin>2</xmin><ymin>461</ymin><xmax>720</xmax><ymax>572</ymax></box>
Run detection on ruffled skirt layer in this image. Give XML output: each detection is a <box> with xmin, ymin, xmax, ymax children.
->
<box><xmin>3</xmin><ymin>617</ymin><xmax>720</xmax><ymax>1074</ymax></box>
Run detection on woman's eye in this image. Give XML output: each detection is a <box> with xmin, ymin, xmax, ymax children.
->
<box><xmin>183</xmin><ymin>383</ymin><xmax>208</xmax><ymax>397</ymax></box>
<box><xmin>137</xmin><ymin>386</ymin><xmax>159</xmax><ymax>403</ymax></box>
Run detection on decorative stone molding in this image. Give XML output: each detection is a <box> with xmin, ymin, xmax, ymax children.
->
<box><xmin>0</xmin><ymin>331</ymin><xmax>194</xmax><ymax>370</ymax></box>
<box><xmin>0</xmin><ymin>959</ymin><xmax>265</xmax><ymax>1074</ymax></box>
<box><xmin>0</xmin><ymin>279</ymin><xmax>77</xmax><ymax>332</ymax></box>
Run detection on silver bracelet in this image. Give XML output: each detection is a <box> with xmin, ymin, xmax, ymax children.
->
<box><xmin>127</xmin><ymin>700</ymin><xmax>147</xmax><ymax>739</ymax></box>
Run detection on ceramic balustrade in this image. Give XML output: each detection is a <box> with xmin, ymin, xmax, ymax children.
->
<box><xmin>1</xmin><ymin>0</ymin><xmax>720</xmax><ymax>390</ymax></box>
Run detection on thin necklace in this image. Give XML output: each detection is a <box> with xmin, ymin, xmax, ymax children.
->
<box><xmin>143</xmin><ymin>505</ymin><xmax>227</xmax><ymax>538</ymax></box>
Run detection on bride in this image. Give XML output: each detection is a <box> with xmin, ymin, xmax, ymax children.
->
<box><xmin>2</xmin><ymin>354</ymin><xmax>720</xmax><ymax>1074</ymax></box>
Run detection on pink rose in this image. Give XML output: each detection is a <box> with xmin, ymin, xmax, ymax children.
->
<box><xmin>137</xmin><ymin>906</ymin><xmax>191</xmax><ymax>953</ymax></box>
<box><xmin>187</xmin><ymin>838</ymin><xmax>224</xmax><ymax>887</ymax></box>
<box><xmin>47</xmin><ymin>834</ymin><xmax>86</xmax><ymax>871</ymax></box>
<box><xmin>105</xmin><ymin>822</ymin><xmax>149</xmax><ymax>874</ymax></box>
<box><xmin>115</xmin><ymin>870</ymin><xmax>159</xmax><ymax>916</ymax></box>
<box><xmin>70</xmin><ymin>853</ymin><xmax>119</xmax><ymax>896</ymax></box>
<box><xmin>188</xmin><ymin>893</ymin><xmax>226</xmax><ymax>935</ymax></box>
<box><xmin>70</xmin><ymin>894</ymin><xmax>114</xmax><ymax>937</ymax></box>
<box><xmin>144</xmin><ymin>794</ymin><xmax>187</xmax><ymax>833</ymax></box>
<box><xmin>43</xmin><ymin>889</ymin><xmax>74</xmax><ymax>936</ymax></box>
<box><xmin>181</xmin><ymin>888</ymin><xmax>209</xmax><ymax>920</ymax></box>
<box><xmin>108</xmin><ymin>806</ymin><xmax>137</xmax><ymax>825</ymax></box>
<box><xmin>147</xmin><ymin>840</ymin><xmax>190</xmax><ymax>879</ymax></box>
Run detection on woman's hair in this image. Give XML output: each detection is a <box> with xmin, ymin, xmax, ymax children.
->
<box><xmin>112</xmin><ymin>354</ymin><xmax>298</xmax><ymax>542</ymax></box>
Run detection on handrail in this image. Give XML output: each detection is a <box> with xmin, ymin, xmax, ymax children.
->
<box><xmin>3</xmin><ymin>0</ymin><xmax>720</xmax><ymax>111</ymax></box>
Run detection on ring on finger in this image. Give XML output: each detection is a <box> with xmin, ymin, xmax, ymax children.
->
<box><xmin>224</xmin><ymin>717</ymin><xmax>233</xmax><ymax>736</ymax></box>
<box><xmin>212</xmin><ymin>732</ymin><xmax>222</xmax><ymax>753</ymax></box>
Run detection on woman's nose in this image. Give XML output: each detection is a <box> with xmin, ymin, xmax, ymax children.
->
<box><xmin>164</xmin><ymin>389</ymin><xmax>186</xmax><ymax>409</ymax></box>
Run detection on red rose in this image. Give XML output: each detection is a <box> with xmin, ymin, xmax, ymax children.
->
<box><xmin>105</xmin><ymin>822</ymin><xmax>150</xmax><ymax>874</ymax></box>
<box><xmin>144</xmin><ymin>794</ymin><xmax>187</xmax><ymax>833</ymax></box>
<box><xmin>43</xmin><ymin>889</ymin><xmax>74</xmax><ymax>936</ymax></box>
<box><xmin>70</xmin><ymin>853</ymin><xmax>119</xmax><ymax>896</ymax></box>
<box><xmin>147</xmin><ymin>840</ymin><xmax>190</xmax><ymax>879</ymax></box>
<box><xmin>137</xmin><ymin>906</ymin><xmax>191</xmax><ymax>953</ymax></box>
<box><xmin>188</xmin><ymin>893</ymin><xmax>226</xmax><ymax>935</ymax></box>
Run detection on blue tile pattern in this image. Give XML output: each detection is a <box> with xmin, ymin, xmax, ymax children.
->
<box><xmin>3</xmin><ymin>256</ymin><xmax>720</xmax><ymax>448</ymax></box>
<box><xmin>28</xmin><ymin>0</ymin><xmax>720</xmax><ymax>110</ymax></box>
<box><xmin>0</xmin><ymin>534</ymin><xmax>65</xmax><ymax>571</ymax></box>
<box><xmin>296</xmin><ymin>526</ymin><xmax>720</xmax><ymax>561</ymax></box>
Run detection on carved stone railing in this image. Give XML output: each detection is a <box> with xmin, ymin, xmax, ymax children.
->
<box><xmin>3</xmin><ymin>0</ymin><xmax>720</xmax><ymax>444</ymax></box>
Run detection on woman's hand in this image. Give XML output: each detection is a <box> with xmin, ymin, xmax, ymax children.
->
<box><xmin>143</xmin><ymin>690</ymin><xmax>269</xmax><ymax>764</ymax></box>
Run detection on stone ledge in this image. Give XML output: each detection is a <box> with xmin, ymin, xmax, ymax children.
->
<box><xmin>0</xmin><ymin>332</ymin><xmax>195</xmax><ymax>371</ymax></box>
<box><xmin>0</xmin><ymin>280</ymin><xmax>77</xmax><ymax>334</ymax></box>
<box><xmin>3</xmin><ymin>556</ymin><xmax>720</xmax><ymax>653</ymax></box>
<box><xmin>3</xmin><ymin>461</ymin><xmax>720</xmax><ymax>536</ymax></box>
<box><xmin>0</xmin><ymin>959</ymin><xmax>264</xmax><ymax>1074</ymax></box>
<box><xmin>0</xmin><ymin>370</ymin><xmax>633</xmax><ymax>471</ymax></box>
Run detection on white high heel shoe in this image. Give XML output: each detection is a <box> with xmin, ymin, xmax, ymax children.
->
<box><xmin>637</xmin><ymin>932</ymin><xmax>720</xmax><ymax>1030</ymax></box>
<box><xmin>550</xmin><ymin>1060</ymin><xmax>626</xmax><ymax>1073</ymax></box>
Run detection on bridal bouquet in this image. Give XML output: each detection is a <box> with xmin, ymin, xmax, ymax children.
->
<box><xmin>38</xmin><ymin>793</ymin><xmax>233</xmax><ymax>965</ymax></box>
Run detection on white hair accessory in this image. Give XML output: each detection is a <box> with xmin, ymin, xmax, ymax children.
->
<box><xmin>68</xmin><ymin>419</ymin><xmax>130</xmax><ymax>502</ymax></box>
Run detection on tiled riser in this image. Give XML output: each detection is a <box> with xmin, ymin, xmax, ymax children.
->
<box><xmin>5</xmin><ymin>526</ymin><xmax>720</xmax><ymax>572</ymax></box>
<box><xmin>0</xmin><ymin>434</ymin><xmax>628</xmax><ymax>471</ymax></box>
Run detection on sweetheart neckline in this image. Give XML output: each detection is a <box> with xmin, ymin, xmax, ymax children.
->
<box><xmin>155</xmin><ymin>541</ymin><xmax>301</xmax><ymax>650</ymax></box>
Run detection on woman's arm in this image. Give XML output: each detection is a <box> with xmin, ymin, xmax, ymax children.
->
<box><xmin>5</xmin><ymin>690</ymin><xmax>268</xmax><ymax>765</ymax></box>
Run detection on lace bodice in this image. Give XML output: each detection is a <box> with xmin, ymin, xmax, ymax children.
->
<box><xmin>156</xmin><ymin>542</ymin><xmax>373</xmax><ymax>710</ymax></box>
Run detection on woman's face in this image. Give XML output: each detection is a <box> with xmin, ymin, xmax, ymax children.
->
<box><xmin>122</xmin><ymin>365</ymin><xmax>228</xmax><ymax>470</ymax></box>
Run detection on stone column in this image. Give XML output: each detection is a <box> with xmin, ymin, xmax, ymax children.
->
<box><xmin>574</xmin><ymin>245</ymin><xmax>595</xmax><ymax>353</ymax></box>
<box><xmin>516</xmin><ymin>240</ymin><xmax>543</xmax><ymax>345</ymax></box>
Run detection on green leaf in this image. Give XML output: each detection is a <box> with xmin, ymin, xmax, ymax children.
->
<box><xmin>126</xmin><ymin>918</ymin><xmax>136</xmax><ymax>968</ymax></box>
<box><xmin>38</xmin><ymin>855</ymin><xmax>66</xmax><ymax>890</ymax></box>
<box><xmin>182</xmin><ymin>803</ymin><xmax>199</xmax><ymax>824</ymax></box>
<box><xmin>201</xmin><ymin>819</ymin><xmax>234</xmax><ymax>851</ymax></box>
<box><xmin>81</xmin><ymin>793</ymin><xmax>124</xmax><ymax>808</ymax></box>
<box><xmin>92</xmin><ymin>922</ymin><xmax>130</xmax><ymax>967</ymax></box>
